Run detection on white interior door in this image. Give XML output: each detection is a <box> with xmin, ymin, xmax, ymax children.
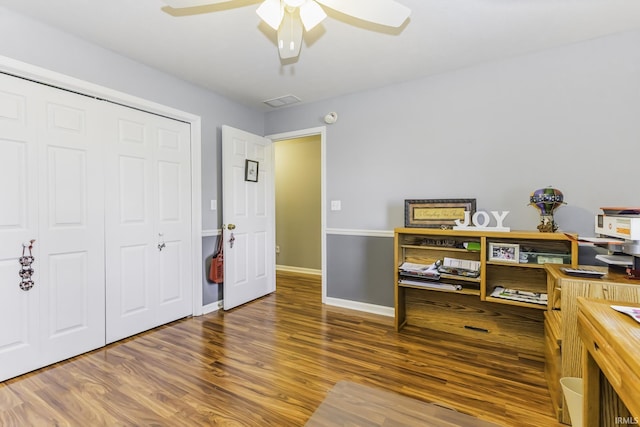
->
<box><xmin>0</xmin><ymin>74</ymin><xmax>105</xmax><ymax>380</ymax></box>
<box><xmin>105</xmin><ymin>104</ymin><xmax>192</xmax><ymax>343</ymax></box>
<box><xmin>222</xmin><ymin>125</ymin><xmax>275</xmax><ymax>310</ymax></box>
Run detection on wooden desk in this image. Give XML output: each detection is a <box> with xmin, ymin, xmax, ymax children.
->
<box><xmin>544</xmin><ymin>265</ymin><xmax>640</xmax><ymax>423</ymax></box>
<box><xmin>577</xmin><ymin>298</ymin><xmax>640</xmax><ymax>427</ymax></box>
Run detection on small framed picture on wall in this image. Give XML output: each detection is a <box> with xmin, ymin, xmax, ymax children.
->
<box><xmin>245</xmin><ymin>159</ymin><xmax>259</xmax><ymax>182</ymax></box>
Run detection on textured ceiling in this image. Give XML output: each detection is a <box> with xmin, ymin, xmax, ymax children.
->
<box><xmin>1</xmin><ymin>0</ymin><xmax>639</xmax><ymax>111</ymax></box>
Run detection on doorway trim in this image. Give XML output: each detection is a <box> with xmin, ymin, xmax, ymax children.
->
<box><xmin>0</xmin><ymin>54</ymin><xmax>204</xmax><ymax>315</ymax></box>
<box><xmin>267</xmin><ymin>126</ymin><xmax>327</xmax><ymax>303</ymax></box>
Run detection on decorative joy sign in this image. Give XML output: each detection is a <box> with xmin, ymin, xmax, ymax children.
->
<box><xmin>453</xmin><ymin>211</ymin><xmax>511</xmax><ymax>232</ymax></box>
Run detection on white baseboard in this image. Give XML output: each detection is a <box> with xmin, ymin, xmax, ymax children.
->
<box><xmin>276</xmin><ymin>265</ymin><xmax>322</xmax><ymax>276</ymax></box>
<box><xmin>202</xmin><ymin>300</ymin><xmax>223</xmax><ymax>314</ymax></box>
<box><xmin>324</xmin><ymin>297</ymin><xmax>394</xmax><ymax>317</ymax></box>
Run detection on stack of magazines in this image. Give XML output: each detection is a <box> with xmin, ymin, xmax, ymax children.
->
<box><xmin>398</xmin><ymin>262</ymin><xmax>462</xmax><ymax>291</ymax></box>
<box><xmin>490</xmin><ymin>286</ymin><xmax>547</xmax><ymax>305</ymax></box>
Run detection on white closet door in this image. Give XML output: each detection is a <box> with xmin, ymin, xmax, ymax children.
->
<box><xmin>0</xmin><ymin>74</ymin><xmax>105</xmax><ymax>381</ymax></box>
<box><xmin>0</xmin><ymin>74</ymin><xmax>41</xmax><ymax>380</ymax></box>
<box><xmin>37</xmin><ymin>84</ymin><xmax>106</xmax><ymax>365</ymax></box>
<box><xmin>154</xmin><ymin>113</ymin><xmax>193</xmax><ymax>326</ymax></box>
<box><xmin>104</xmin><ymin>104</ymin><xmax>192</xmax><ymax>343</ymax></box>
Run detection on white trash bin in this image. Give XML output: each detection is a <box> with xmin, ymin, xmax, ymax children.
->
<box><xmin>560</xmin><ymin>377</ymin><xmax>583</xmax><ymax>427</ymax></box>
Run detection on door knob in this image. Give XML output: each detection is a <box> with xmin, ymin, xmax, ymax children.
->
<box><xmin>227</xmin><ymin>224</ymin><xmax>236</xmax><ymax>230</ymax></box>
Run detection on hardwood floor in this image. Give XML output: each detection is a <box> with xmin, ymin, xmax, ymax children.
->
<box><xmin>0</xmin><ymin>272</ymin><xmax>563</xmax><ymax>426</ymax></box>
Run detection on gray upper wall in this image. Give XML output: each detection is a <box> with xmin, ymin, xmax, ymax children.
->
<box><xmin>0</xmin><ymin>6</ymin><xmax>264</xmax><ymax>232</ymax></box>
<box><xmin>265</xmin><ymin>30</ymin><xmax>640</xmax><ymax>237</ymax></box>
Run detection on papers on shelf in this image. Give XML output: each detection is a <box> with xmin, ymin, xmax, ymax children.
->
<box><xmin>490</xmin><ymin>286</ymin><xmax>548</xmax><ymax>305</ymax></box>
<box><xmin>611</xmin><ymin>305</ymin><xmax>640</xmax><ymax>324</ymax></box>
<box><xmin>399</xmin><ymin>262</ymin><xmax>440</xmax><ymax>280</ymax></box>
<box><xmin>398</xmin><ymin>279</ymin><xmax>462</xmax><ymax>291</ymax></box>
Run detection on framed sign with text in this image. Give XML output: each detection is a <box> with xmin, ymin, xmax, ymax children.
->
<box><xmin>404</xmin><ymin>199</ymin><xmax>476</xmax><ymax>229</ymax></box>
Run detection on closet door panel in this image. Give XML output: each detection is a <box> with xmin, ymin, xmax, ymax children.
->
<box><xmin>0</xmin><ymin>76</ymin><xmax>40</xmax><ymax>381</ymax></box>
<box><xmin>0</xmin><ymin>74</ymin><xmax>105</xmax><ymax>380</ymax></box>
<box><xmin>154</xmin><ymin>119</ymin><xmax>192</xmax><ymax>325</ymax></box>
<box><xmin>105</xmin><ymin>108</ymin><xmax>157</xmax><ymax>343</ymax></box>
<box><xmin>38</xmin><ymin>86</ymin><xmax>105</xmax><ymax>364</ymax></box>
<box><xmin>105</xmin><ymin>105</ymin><xmax>191</xmax><ymax>342</ymax></box>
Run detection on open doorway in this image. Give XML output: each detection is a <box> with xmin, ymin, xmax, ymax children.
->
<box><xmin>269</xmin><ymin>127</ymin><xmax>326</xmax><ymax>302</ymax></box>
<box><xmin>274</xmin><ymin>135</ymin><xmax>322</xmax><ymax>275</ymax></box>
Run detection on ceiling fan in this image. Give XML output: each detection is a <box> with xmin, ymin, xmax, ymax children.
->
<box><xmin>162</xmin><ymin>0</ymin><xmax>411</xmax><ymax>59</ymax></box>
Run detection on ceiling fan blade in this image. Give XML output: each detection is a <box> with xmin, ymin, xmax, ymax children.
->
<box><xmin>256</xmin><ymin>0</ymin><xmax>284</xmax><ymax>30</ymax></box>
<box><xmin>299</xmin><ymin>1</ymin><xmax>327</xmax><ymax>31</ymax></box>
<box><xmin>314</xmin><ymin>0</ymin><xmax>410</xmax><ymax>27</ymax></box>
<box><xmin>161</xmin><ymin>0</ymin><xmax>238</xmax><ymax>9</ymax></box>
<box><xmin>277</xmin><ymin>10</ymin><xmax>304</xmax><ymax>59</ymax></box>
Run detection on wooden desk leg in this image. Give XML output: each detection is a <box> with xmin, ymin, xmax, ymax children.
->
<box><xmin>583</xmin><ymin>346</ymin><xmax>600</xmax><ymax>427</ymax></box>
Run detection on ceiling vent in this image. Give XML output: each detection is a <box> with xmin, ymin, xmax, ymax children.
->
<box><xmin>263</xmin><ymin>94</ymin><xmax>301</xmax><ymax>108</ymax></box>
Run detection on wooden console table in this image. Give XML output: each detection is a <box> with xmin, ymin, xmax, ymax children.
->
<box><xmin>394</xmin><ymin>229</ymin><xmax>577</xmax><ymax>355</ymax></box>
<box><xmin>577</xmin><ymin>298</ymin><xmax>640</xmax><ymax>427</ymax></box>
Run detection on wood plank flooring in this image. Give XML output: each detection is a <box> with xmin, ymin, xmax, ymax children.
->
<box><xmin>0</xmin><ymin>271</ymin><xmax>563</xmax><ymax>426</ymax></box>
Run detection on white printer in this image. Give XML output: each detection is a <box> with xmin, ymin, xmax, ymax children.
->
<box><xmin>594</xmin><ymin>207</ymin><xmax>640</xmax><ymax>278</ymax></box>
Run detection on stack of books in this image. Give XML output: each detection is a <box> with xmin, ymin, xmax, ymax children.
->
<box><xmin>437</xmin><ymin>257</ymin><xmax>480</xmax><ymax>278</ymax></box>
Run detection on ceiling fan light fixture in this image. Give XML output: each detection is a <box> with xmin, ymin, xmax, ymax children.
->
<box><xmin>167</xmin><ymin>0</ymin><xmax>411</xmax><ymax>60</ymax></box>
<box><xmin>277</xmin><ymin>9</ymin><xmax>303</xmax><ymax>58</ymax></box>
<box><xmin>299</xmin><ymin>1</ymin><xmax>327</xmax><ymax>31</ymax></box>
<box><xmin>256</xmin><ymin>0</ymin><xmax>284</xmax><ymax>30</ymax></box>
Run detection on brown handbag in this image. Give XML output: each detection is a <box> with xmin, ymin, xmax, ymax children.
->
<box><xmin>209</xmin><ymin>235</ymin><xmax>224</xmax><ymax>284</ymax></box>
